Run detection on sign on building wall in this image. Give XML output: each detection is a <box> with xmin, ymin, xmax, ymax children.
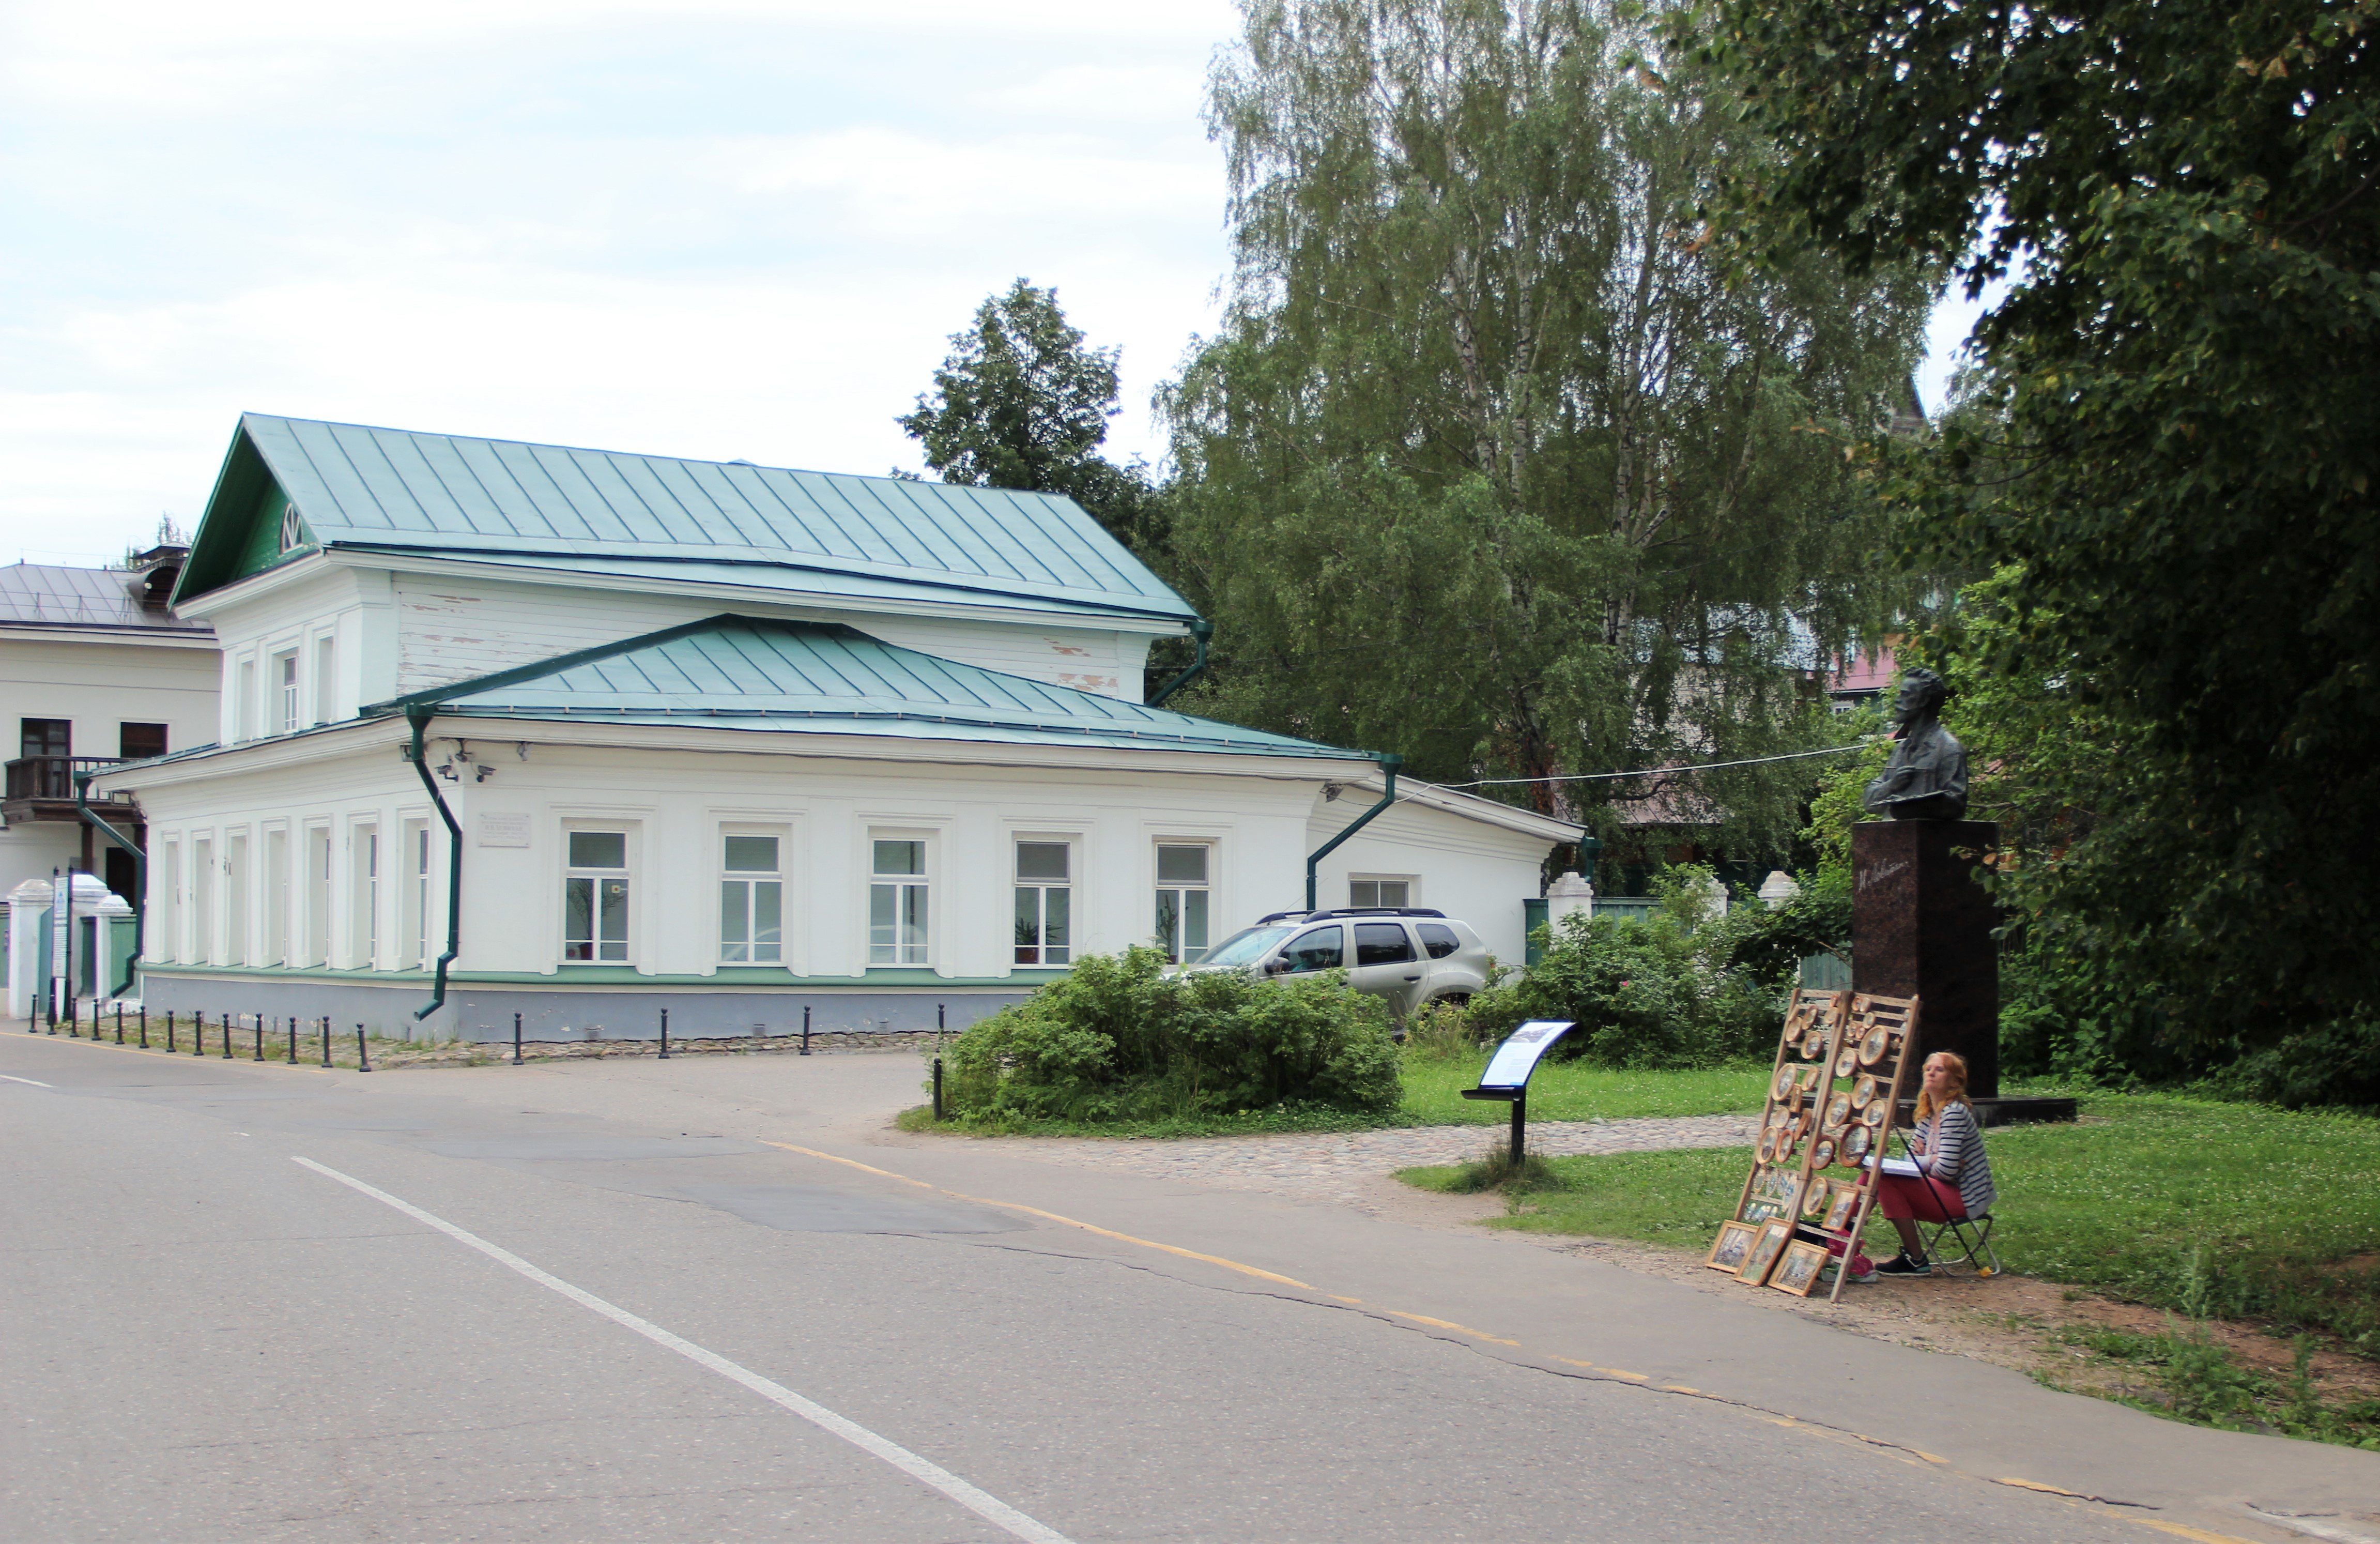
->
<box><xmin>475</xmin><ymin>813</ymin><xmax>531</xmax><ymax>848</ymax></box>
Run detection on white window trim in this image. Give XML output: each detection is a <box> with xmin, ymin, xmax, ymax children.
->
<box><xmin>865</xmin><ymin>829</ymin><xmax>935</xmax><ymax>969</ymax></box>
<box><xmin>1152</xmin><ymin>838</ymin><xmax>1217</xmax><ymax>965</ymax></box>
<box><xmin>717</xmin><ymin>823</ymin><xmax>791</xmax><ymax>967</ymax></box>
<box><xmin>560</xmin><ymin>820</ymin><xmax>638</xmax><ymax>968</ymax></box>
<box><xmin>1009</xmin><ymin>832</ymin><xmax>1079</xmax><ymax>970</ymax></box>
<box><xmin>1348</xmin><ymin>874</ymin><xmax>1419</xmax><ymax>909</ymax></box>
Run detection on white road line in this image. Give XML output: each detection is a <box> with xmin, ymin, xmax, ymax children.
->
<box><xmin>291</xmin><ymin>1156</ymin><xmax>1073</xmax><ymax>1544</ymax></box>
<box><xmin>0</xmin><ymin>1074</ymin><xmax>54</xmax><ymax>1087</ymax></box>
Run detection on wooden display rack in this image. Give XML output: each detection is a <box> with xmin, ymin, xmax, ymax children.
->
<box><xmin>1707</xmin><ymin>988</ymin><xmax>1923</xmax><ymax>1302</ymax></box>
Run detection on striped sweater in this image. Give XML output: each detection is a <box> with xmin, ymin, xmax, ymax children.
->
<box><xmin>1915</xmin><ymin>1101</ymin><xmax>1995</xmax><ymax>1216</ymax></box>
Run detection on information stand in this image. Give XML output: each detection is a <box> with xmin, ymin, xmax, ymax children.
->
<box><xmin>1706</xmin><ymin>989</ymin><xmax>1923</xmax><ymax>1300</ymax></box>
<box><xmin>1461</xmin><ymin>1020</ymin><xmax>1576</xmax><ymax>1167</ymax></box>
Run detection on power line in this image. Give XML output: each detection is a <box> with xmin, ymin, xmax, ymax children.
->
<box><xmin>1439</xmin><ymin>742</ymin><xmax>1872</xmax><ymax>790</ymax></box>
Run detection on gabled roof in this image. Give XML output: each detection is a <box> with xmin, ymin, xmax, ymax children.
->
<box><xmin>176</xmin><ymin>414</ymin><xmax>1196</xmax><ymax>626</ymax></box>
<box><xmin>364</xmin><ymin>615</ymin><xmax>1372</xmax><ymax>761</ymax></box>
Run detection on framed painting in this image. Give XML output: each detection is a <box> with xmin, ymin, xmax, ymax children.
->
<box><xmin>1823</xmin><ymin>1184</ymin><xmax>1862</xmax><ymax>1232</ymax></box>
<box><xmin>1769</xmin><ymin>1240</ymin><xmax>1831</xmax><ymax>1297</ymax></box>
<box><xmin>1706</xmin><ymin>1219</ymin><xmax>1760</xmax><ymax>1273</ymax></box>
<box><xmin>1736</xmin><ymin>1219</ymin><xmax>1794</xmax><ymax>1286</ymax></box>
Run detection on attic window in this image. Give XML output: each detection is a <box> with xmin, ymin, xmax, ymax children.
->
<box><xmin>279</xmin><ymin>505</ymin><xmax>304</xmax><ymax>554</ymax></box>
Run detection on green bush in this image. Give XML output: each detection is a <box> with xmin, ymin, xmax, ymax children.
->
<box><xmin>1466</xmin><ymin>866</ymin><xmax>1785</xmax><ymax>1068</ymax></box>
<box><xmin>940</xmin><ymin>946</ymin><xmax>1401</xmax><ymax>1123</ymax></box>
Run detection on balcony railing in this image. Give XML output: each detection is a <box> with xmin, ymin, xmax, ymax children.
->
<box><xmin>4</xmin><ymin>755</ymin><xmax>126</xmax><ymax>802</ymax></box>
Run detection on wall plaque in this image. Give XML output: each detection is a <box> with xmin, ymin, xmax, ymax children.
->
<box><xmin>475</xmin><ymin>812</ymin><xmax>531</xmax><ymax>848</ymax></box>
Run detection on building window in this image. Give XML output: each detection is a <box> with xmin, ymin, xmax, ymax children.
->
<box><xmin>264</xmin><ymin>828</ymin><xmax>288</xmax><ymax>966</ymax></box>
<box><xmin>1349</xmin><ymin>878</ymin><xmax>1412</xmax><ymax>909</ymax></box>
<box><xmin>401</xmin><ymin>821</ymin><xmax>430</xmax><ymax>969</ymax></box>
<box><xmin>192</xmin><ymin>836</ymin><xmax>213</xmax><ymax>964</ymax></box>
<box><xmin>22</xmin><ymin>718</ymin><xmax>70</xmax><ymax>759</ymax></box>
<box><xmin>304</xmin><ymin>825</ymin><xmax>330</xmax><ymax>966</ymax></box>
<box><xmin>280</xmin><ymin>503</ymin><xmax>304</xmax><ymax>553</ymax></box>
<box><xmin>351</xmin><ymin>827</ymin><xmax>379</xmax><ymax>967</ymax></box>
<box><xmin>868</xmin><ymin>839</ymin><xmax>928</xmax><ymax>966</ymax></box>
<box><xmin>313</xmin><ymin>636</ymin><xmax>335</xmax><ymax>725</ymax></box>
<box><xmin>719</xmin><ymin>834</ymin><xmax>783</xmax><ymax>963</ymax></box>
<box><xmin>1014</xmin><ymin>841</ymin><xmax>1071</xmax><ymax>966</ymax></box>
<box><xmin>157</xmin><ymin>840</ymin><xmax>179</xmax><ymax>963</ymax></box>
<box><xmin>1155</xmin><ymin>844</ymin><xmax>1210</xmax><ymax>964</ymax></box>
<box><xmin>273</xmin><ymin>652</ymin><xmax>300</xmax><ymax>734</ymax></box>
<box><xmin>119</xmin><ymin>722</ymin><xmax>167</xmax><ymax>760</ymax></box>
<box><xmin>564</xmin><ymin>831</ymin><xmax>629</xmax><ymax>963</ymax></box>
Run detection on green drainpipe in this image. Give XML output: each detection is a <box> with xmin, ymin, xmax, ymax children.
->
<box><xmin>1148</xmin><ymin>619</ymin><xmax>1214</xmax><ymax>707</ymax></box>
<box><xmin>72</xmin><ymin>772</ymin><xmax>144</xmax><ymax>998</ymax></box>
<box><xmin>1305</xmin><ymin>753</ymin><xmax>1402</xmax><ymax>911</ymax></box>
<box><xmin>405</xmin><ymin>705</ymin><xmax>465</xmax><ymax>1022</ymax></box>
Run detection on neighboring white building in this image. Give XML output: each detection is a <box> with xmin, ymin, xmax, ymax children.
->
<box><xmin>2</xmin><ymin>550</ymin><xmax>218</xmax><ymax>1014</ymax></box>
<box><xmin>96</xmin><ymin>415</ymin><xmax>1574</xmax><ymax>1038</ymax></box>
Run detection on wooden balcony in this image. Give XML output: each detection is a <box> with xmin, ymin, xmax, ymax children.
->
<box><xmin>2</xmin><ymin>756</ymin><xmax>133</xmax><ymax>822</ymax></box>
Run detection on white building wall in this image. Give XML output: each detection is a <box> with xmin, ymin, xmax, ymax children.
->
<box><xmin>1306</xmin><ymin>797</ymin><xmax>1557</xmax><ymax>968</ymax></box>
<box><xmin>0</xmin><ymin>634</ymin><xmax>220</xmax><ymax>902</ymax></box>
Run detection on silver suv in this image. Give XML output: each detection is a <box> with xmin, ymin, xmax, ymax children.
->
<box><xmin>1188</xmin><ymin>908</ymin><xmax>1491</xmax><ymax>1018</ymax></box>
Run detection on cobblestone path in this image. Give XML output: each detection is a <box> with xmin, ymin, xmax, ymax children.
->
<box><xmin>994</xmin><ymin>1113</ymin><xmax>1758</xmax><ymax>1205</ymax></box>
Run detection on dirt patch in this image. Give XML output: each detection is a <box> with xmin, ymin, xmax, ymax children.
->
<box><xmin>1539</xmin><ymin>1230</ymin><xmax>2380</xmax><ymax>1407</ymax></box>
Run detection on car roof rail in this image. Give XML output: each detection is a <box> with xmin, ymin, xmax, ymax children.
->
<box><xmin>1256</xmin><ymin>906</ymin><xmax>1449</xmax><ymax>925</ymax></box>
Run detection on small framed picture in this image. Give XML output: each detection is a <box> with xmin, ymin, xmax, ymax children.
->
<box><xmin>1737</xmin><ymin>1219</ymin><xmax>1794</xmax><ymax>1286</ymax></box>
<box><xmin>1823</xmin><ymin>1184</ymin><xmax>1861</xmax><ymax>1232</ymax></box>
<box><xmin>1769</xmin><ymin>1240</ymin><xmax>1831</xmax><ymax>1297</ymax></box>
<box><xmin>1707</xmin><ymin>1219</ymin><xmax>1761</xmax><ymax>1273</ymax></box>
<box><xmin>1800</xmin><ymin>1179</ymin><xmax>1833</xmax><ymax>1220</ymax></box>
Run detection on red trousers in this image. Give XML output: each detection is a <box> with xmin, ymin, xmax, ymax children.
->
<box><xmin>1876</xmin><ymin>1171</ymin><xmax>1968</xmax><ymax>1223</ymax></box>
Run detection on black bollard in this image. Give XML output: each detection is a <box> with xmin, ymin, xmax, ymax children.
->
<box><xmin>356</xmin><ymin>1025</ymin><xmax>371</xmax><ymax>1073</ymax></box>
<box><xmin>657</xmin><ymin>1007</ymin><xmax>670</xmax><ymax>1059</ymax></box>
<box><xmin>933</xmin><ymin>1057</ymin><xmax>944</xmax><ymax>1121</ymax></box>
<box><xmin>221</xmin><ymin>1013</ymin><xmax>234</xmax><ymax>1059</ymax></box>
<box><xmin>194</xmin><ymin>1010</ymin><xmax>206</xmax><ymax>1056</ymax></box>
<box><xmin>513</xmin><ymin>1011</ymin><xmax>523</xmax><ymax>1066</ymax></box>
<box><xmin>286</xmin><ymin>1017</ymin><xmax>297</xmax><ymax>1064</ymax></box>
<box><xmin>254</xmin><ymin>1012</ymin><xmax>264</xmax><ymax>1060</ymax></box>
<box><xmin>165</xmin><ymin>1011</ymin><xmax>175</xmax><ymax>1053</ymax></box>
<box><xmin>320</xmin><ymin>1015</ymin><xmax>332</xmax><ymax>1069</ymax></box>
<box><xmin>801</xmin><ymin>1004</ymin><xmax>811</xmax><ymax>1056</ymax></box>
<box><xmin>116</xmin><ymin>1002</ymin><xmax>125</xmax><ymax>1044</ymax></box>
<box><xmin>138</xmin><ymin>1006</ymin><xmax>148</xmax><ymax>1050</ymax></box>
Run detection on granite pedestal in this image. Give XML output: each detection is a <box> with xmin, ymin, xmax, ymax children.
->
<box><xmin>1852</xmin><ymin>820</ymin><xmax>2070</xmax><ymax>1124</ymax></box>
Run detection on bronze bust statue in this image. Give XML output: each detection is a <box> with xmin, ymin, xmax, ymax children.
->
<box><xmin>1863</xmin><ymin>667</ymin><xmax>1968</xmax><ymax>820</ymax></box>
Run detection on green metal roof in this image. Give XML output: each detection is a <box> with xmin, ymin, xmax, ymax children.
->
<box><xmin>365</xmin><ymin>615</ymin><xmax>1372</xmax><ymax>761</ymax></box>
<box><xmin>175</xmin><ymin>414</ymin><xmax>1195</xmax><ymax>625</ymax></box>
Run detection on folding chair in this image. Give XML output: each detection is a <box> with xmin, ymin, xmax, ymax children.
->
<box><xmin>1891</xmin><ymin>1129</ymin><xmax>2003</xmax><ymax>1279</ymax></box>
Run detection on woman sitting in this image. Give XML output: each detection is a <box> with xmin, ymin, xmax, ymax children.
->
<box><xmin>1862</xmin><ymin>1050</ymin><xmax>1995</xmax><ymax>1280</ymax></box>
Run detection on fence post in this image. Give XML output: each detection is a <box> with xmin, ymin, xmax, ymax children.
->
<box><xmin>194</xmin><ymin>1010</ymin><xmax>206</xmax><ymax>1057</ymax></box>
<box><xmin>320</xmin><ymin>1016</ymin><xmax>332</xmax><ymax>1069</ymax></box>
<box><xmin>164</xmin><ymin>1011</ymin><xmax>175</xmax><ymax>1053</ymax></box>
<box><xmin>658</xmin><ymin>1007</ymin><xmax>670</xmax><ymax>1060</ymax></box>
<box><xmin>221</xmin><ymin>1013</ymin><xmax>233</xmax><ymax>1059</ymax></box>
<box><xmin>933</xmin><ymin>1057</ymin><xmax>944</xmax><ymax>1121</ymax></box>
<box><xmin>356</xmin><ymin>1025</ymin><xmax>371</xmax><ymax>1073</ymax></box>
<box><xmin>801</xmin><ymin>1003</ymin><xmax>811</xmax><ymax>1056</ymax></box>
<box><xmin>513</xmin><ymin>1011</ymin><xmax>523</xmax><ymax>1066</ymax></box>
<box><xmin>254</xmin><ymin>1012</ymin><xmax>264</xmax><ymax>1061</ymax></box>
<box><xmin>116</xmin><ymin>1002</ymin><xmax>125</xmax><ymax>1044</ymax></box>
<box><xmin>138</xmin><ymin>1005</ymin><xmax>148</xmax><ymax>1050</ymax></box>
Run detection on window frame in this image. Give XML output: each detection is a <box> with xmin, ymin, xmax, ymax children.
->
<box><xmin>349</xmin><ymin>822</ymin><xmax>379</xmax><ymax>969</ymax></box>
<box><xmin>1012</xmin><ymin>837</ymin><xmax>1075</xmax><ymax>967</ymax></box>
<box><xmin>272</xmin><ymin>649</ymin><xmax>300</xmax><ymax>735</ymax></box>
<box><xmin>1348</xmin><ymin>875</ymin><xmax>1416</xmax><ymax>910</ymax></box>
<box><xmin>718</xmin><ymin>827</ymin><xmax>787</xmax><ymax>965</ymax></box>
<box><xmin>562</xmin><ymin>826</ymin><xmax>634</xmax><ymax>966</ymax></box>
<box><xmin>1153</xmin><ymin>841</ymin><xmax>1215</xmax><ymax>965</ymax></box>
<box><xmin>118</xmin><ymin>722</ymin><xmax>167</xmax><ymax>760</ymax></box>
<box><xmin>867</xmin><ymin>832</ymin><xmax>932</xmax><ymax>968</ymax></box>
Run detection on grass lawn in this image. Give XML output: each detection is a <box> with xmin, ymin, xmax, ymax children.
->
<box><xmin>1401</xmin><ymin>1086</ymin><xmax>2380</xmax><ymax>1355</ymax></box>
<box><xmin>901</xmin><ymin>1052</ymin><xmax>1771</xmax><ymax>1137</ymax></box>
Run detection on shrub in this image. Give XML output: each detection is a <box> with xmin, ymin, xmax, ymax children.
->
<box><xmin>1467</xmin><ymin>866</ymin><xmax>1785</xmax><ymax>1068</ymax></box>
<box><xmin>940</xmin><ymin>946</ymin><xmax>1400</xmax><ymax>1123</ymax></box>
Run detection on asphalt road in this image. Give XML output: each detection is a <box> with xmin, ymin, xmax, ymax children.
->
<box><xmin>3</xmin><ymin>1029</ymin><xmax>2372</xmax><ymax>1543</ymax></box>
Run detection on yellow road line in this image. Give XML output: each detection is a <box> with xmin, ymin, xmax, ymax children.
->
<box><xmin>760</xmin><ymin>1140</ymin><xmax>1313</xmax><ymax>1289</ymax></box>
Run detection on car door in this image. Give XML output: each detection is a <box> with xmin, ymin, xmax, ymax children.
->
<box><xmin>1276</xmin><ymin>924</ymin><xmax>1345</xmax><ymax>976</ymax></box>
<box><xmin>1345</xmin><ymin>920</ymin><xmax>1425</xmax><ymax>1015</ymax></box>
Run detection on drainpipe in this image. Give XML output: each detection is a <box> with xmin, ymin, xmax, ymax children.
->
<box><xmin>1305</xmin><ymin>753</ymin><xmax>1402</xmax><ymax>911</ymax></box>
<box><xmin>405</xmin><ymin>705</ymin><xmax>464</xmax><ymax>1022</ymax></box>
<box><xmin>72</xmin><ymin>772</ymin><xmax>144</xmax><ymax>998</ymax></box>
<box><xmin>1148</xmin><ymin>619</ymin><xmax>1214</xmax><ymax>707</ymax></box>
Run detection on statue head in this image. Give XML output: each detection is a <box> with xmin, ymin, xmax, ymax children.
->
<box><xmin>1894</xmin><ymin>667</ymin><xmax>1948</xmax><ymax>726</ymax></box>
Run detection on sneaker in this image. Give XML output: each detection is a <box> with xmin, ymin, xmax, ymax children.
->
<box><xmin>1874</xmin><ymin>1252</ymin><xmax>1932</xmax><ymax>1277</ymax></box>
<box><xmin>1848</xmin><ymin>1262</ymin><xmax>1880</xmax><ymax>1285</ymax></box>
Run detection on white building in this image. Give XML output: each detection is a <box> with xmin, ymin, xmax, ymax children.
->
<box><xmin>96</xmin><ymin>415</ymin><xmax>1574</xmax><ymax>1039</ymax></box>
<box><xmin>2</xmin><ymin>550</ymin><xmax>218</xmax><ymax>1015</ymax></box>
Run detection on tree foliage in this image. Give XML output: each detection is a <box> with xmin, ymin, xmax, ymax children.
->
<box><xmin>1160</xmin><ymin>0</ymin><xmax>1932</xmax><ymax>864</ymax></box>
<box><xmin>899</xmin><ymin>279</ymin><xmax>1166</xmax><ymax>559</ymax></box>
<box><xmin>1684</xmin><ymin>0</ymin><xmax>2380</xmax><ymax>1059</ymax></box>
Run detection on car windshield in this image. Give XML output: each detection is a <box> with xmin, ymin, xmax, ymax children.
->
<box><xmin>1200</xmin><ymin>925</ymin><xmax>1296</xmax><ymax>969</ymax></box>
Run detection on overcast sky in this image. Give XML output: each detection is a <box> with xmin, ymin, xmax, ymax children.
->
<box><xmin>1</xmin><ymin>1</ymin><xmax>1976</xmax><ymax>569</ymax></box>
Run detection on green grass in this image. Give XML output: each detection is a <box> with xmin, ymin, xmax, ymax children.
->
<box><xmin>902</xmin><ymin>1051</ymin><xmax>1771</xmax><ymax>1137</ymax></box>
<box><xmin>1400</xmin><ymin>1086</ymin><xmax>2380</xmax><ymax>1356</ymax></box>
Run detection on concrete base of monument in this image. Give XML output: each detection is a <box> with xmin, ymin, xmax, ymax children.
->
<box><xmin>1895</xmin><ymin>1094</ymin><xmax>2080</xmax><ymax>1127</ymax></box>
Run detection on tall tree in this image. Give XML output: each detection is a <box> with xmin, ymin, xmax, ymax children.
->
<box><xmin>1163</xmin><ymin>0</ymin><xmax>1931</xmax><ymax>864</ymax></box>
<box><xmin>1684</xmin><ymin>0</ymin><xmax>2380</xmax><ymax>1061</ymax></box>
<box><xmin>899</xmin><ymin>280</ymin><xmax>1164</xmax><ymax>560</ymax></box>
